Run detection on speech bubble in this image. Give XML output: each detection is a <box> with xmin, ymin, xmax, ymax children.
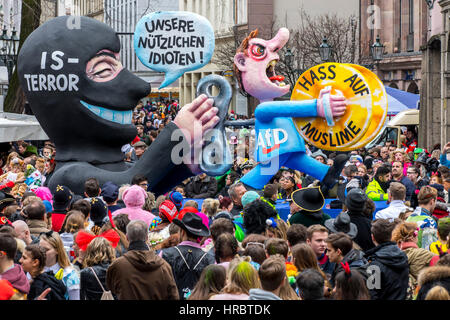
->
<box><xmin>134</xmin><ymin>11</ymin><xmax>215</xmax><ymax>89</ymax></box>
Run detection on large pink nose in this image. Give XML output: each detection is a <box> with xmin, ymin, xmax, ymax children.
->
<box><xmin>267</xmin><ymin>28</ymin><xmax>290</xmax><ymax>52</ymax></box>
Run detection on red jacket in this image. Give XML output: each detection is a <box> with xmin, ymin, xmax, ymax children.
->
<box><xmin>51</xmin><ymin>212</ymin><xmax>67</xmax><ymax>232</ymax></box>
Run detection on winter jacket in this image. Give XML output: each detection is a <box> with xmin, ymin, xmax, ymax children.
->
<box><xmin>111</xmin><ymin>185</ymin><xmax>156</xmax><ymax>227</ymax></box>
<box><xmin>80</xmin><ymin>262</ymin><xmax>115</xmax><ymax>300</ymax></box>
<box><xmin>417</xmin><ymin>266</ymin><xmax>450</xmax><ymax>300</ymax></box>
<box><xmin>161</xmin><ymin>240</ymin><xmax>215</xmax><ymax>299</ymax></box>
<box><xmin>0</xmin><ymin>264</ymin><xmax>30</xmax><ymax>296</ymax></box>
<box><xmin>364</xmin><ymin>241</ymin><xmax>410</xmax><ymax>300</ymax></box>
<box><xmin>348</xmin><ymin>211</ymin><xmax>375</xmax><ymax>252</ymax></box>
<box><xmin>248</xmin><ymin>288</ymin><xmax>282</xmax><ymax>300</ymax></box>
<box><xmin>28</xmin><ymin>272</ymin><xmax>67</xmax><ymax>300</ymax></box>
<box><xmin>26</xmin><ymin>219</ymin><xmax>50</xmax><ymax>238</ymax></box>
<box><xmin>330</xmin><ymin>249</ymin><xmax>369</xmax><ymax>287</ymax></box>
<box><xmin>106</xmin><ymin>240</ymin><xmax>179</xmax><ymax>300</ymax></box>
<box><xmin>400</xmin><ymin>242</ymin><xmax>439</xmax><ymax>287</ymax></box>
<box><xmin>288</xmin><ymin>209</ymin><xmax>331</xmax><ymax>228</ymax></box>
<box><xmin>184</xmin><ymin>176</ymin><xmax>218</xmax><ymax>199</ymax></box>
<box><xmin>365</xmin><ymin>179</ymin><xmax>388</xmax><ymax>201</ymax></box>
<box><xmin>395</xmin><ymin>176</ymin><xmax>416</xmax><ymax>203</ymax></box>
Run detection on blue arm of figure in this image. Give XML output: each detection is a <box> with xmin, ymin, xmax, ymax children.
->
<box><xmin>255</xmin><ymin>99</ymin><xmax>318</xmax><ymax>123</ymax></box>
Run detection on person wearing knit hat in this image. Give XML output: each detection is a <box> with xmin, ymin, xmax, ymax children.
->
<box><xmin>311</xmin><ymin>150</ymin><xmax>328</xmax><ymax>164</ymax></box>
<box><xmin>349</xmin><ymin>155</ymin><xmax>363</xmax><ymax>166</ymax></box>
<box><xmin>429</xmin><ymin>217</ymin><xmax>450</xmax><ymax>256</ymax></box>
<box><xmin>345</xmin><ymin>188</ymin><xmax>375</xmax><ymax>251</ymax></box>
<box><xmin>100</xmin><ymin>181</ymin><xmax>121</xmax><ymax>213</ymax></box>
<box><xmin>241</xmin><ymin>191</ymin><xmax>261</xmax><ymax>208</ymax></box>
<box><xmin>167</xmin><ymin>191</ymin><xmax>183</xmax><ymax>212</ymax></box>
<box><xmin>89</xmin><ymin>197</ymin><xmax>108</xmax><ymax>229</ymax></box>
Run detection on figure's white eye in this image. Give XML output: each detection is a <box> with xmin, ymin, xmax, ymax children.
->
<box><xmin>250</xmin><ymin>44</ymin><xmax>266</xmax><ymax>59</ymax></box>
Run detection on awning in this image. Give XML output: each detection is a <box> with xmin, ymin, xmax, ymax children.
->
<box><xmin>0</xmin><ymin>112</ymin><xmax>48</xmax><ymax>142</ymax></box>
<box><xmin>385</xmin><ymin>86</ymin><xmax>420</xmax><ymax>116</ymax></box>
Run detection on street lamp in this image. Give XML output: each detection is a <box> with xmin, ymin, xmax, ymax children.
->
<box><xmin>0</xmin><ymin>26</ymin><xmax>20</xmax><ymax>84</ymax></box>
<box><xmin>285</xmin><ymin>48</ymin><xmax>293</xmax><ymax>70</ymax></box>
<box><xmin>319</xmin><ymin>37</ymin><xmax>333</xmax><ymax>62</ymax></box>
<box><xmin>370</xmin><ymin>35</ymin><xmax>384</xmax><ymax>61</ymax></box>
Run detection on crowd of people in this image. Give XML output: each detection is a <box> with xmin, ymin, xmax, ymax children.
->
<box><xmin>0</xmin><ymin>101</ymin><xmax>449</xmax><ymax>301</ymax></box>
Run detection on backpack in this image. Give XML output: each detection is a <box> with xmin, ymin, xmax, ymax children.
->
<box><xmin>89</xmin><ymin>267</ymin><xmax>114</xmax><ymax>300</ymax></box>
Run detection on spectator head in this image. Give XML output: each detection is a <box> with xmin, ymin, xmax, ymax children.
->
<box><xmin>391</xmin><ymin>221</ymin><xmax>419</xmax><ymax>245</ymax></box>
<box><xmin>417</xmin><ymin>186</ymin><xmax>438</xmax><ymax>211</ymax></box>
<box><xmin>264</xmin><ymin>238</ymin><xmax>289</xmax><ymax>259</ymax></box>
<box><xmin>286</xmin><ymin>224</ymin><xmax>308</xmax><ymax>247</ymax></box>
<box><xmin>188</xmin><ymin>265</ymin><xmax>227</xmax><ymax>300</ymax></box>
<box><xmin>344</xmin><ymin>165</ymin><xmax>358</xmax><ymax>179</ymax></box>
<box><xmin>100</xmin><ymin>181</ymin><xmax>119</xmax><ymax>204</ymax></box>
<box><xmin>437</xmin><ymin>217</ymin><xmax>450</xmax><ymax>242</ymax></box>
<box><xmin>291</xmin><ymin>243</ymin><xmax>323</xmax><ymax>273</ymax></box>
<box><xmin>71</xmin><ymin>199</ymin><xmax>91</xmax><ymax>220</ymax></box>
<box><xmin>296</xmin><ymin>268</ymin><xmax>325</xmax><ymax>300</ymax></box>
<box><xmin>201</xmin><ymin>198</ymin><xmax>220</xmax><ymax>218</ymax></box>
<box><xmin>325</xmin><ymin>232</ymin><xmax>353</xmax><ymax>263</ymax></box>
<box><xmin>84</xmin><ymin>177</ymin><xmax>101</xmax><ymax>198</ymax></box>
<box><xmin>131</xmin><ymin>174</ymin><xmax>148</xmax><ymax>190</ymax></box>
<box><xmin>243</xmin><ymin>199</ymin><xmax>277</xmax><ymax>235</ymax></box>
<box><xmin>223</xmin><ymin>256</ymin><xmax>260</xmax><ymax>295</ymax></box>
<box><xmin>63</xmin><ymin>211</ymin><xmax>85</xmax><ymax>234</ymax></box>
<box><xmin>380</xmin><ymin>146</ymin><xmax>389</xmax><ymax>160</ymax></box>
<box><xmin>265</xmin><ymin>218</ymin><xmax>288</xmax><ymax>240</ymax></box>
<box><xmin>243</xmin><ymin>241</ymin><xmax>267</xmax><ymax>265</ymax></box>
<box><xmin>345</xmin><ymin>188</ymin><xmax>368</xmax><ymax>213</ymax></box>
<box><xmin>219</xmin><ymin>197</ymin><xmax>233</xmax><ymax>212</ymax></box>
<box><xmin>214</xmin><ymin>233</ymin><xmax>239</xmax><ymax>264</ymax></box>
<box><xmin>126</xmin><ymin>220</ymin><xmax>148</xmax><ymax>243</ymax></box>
<box><xmin>406</xmin><ymin>166</ymin><xmax>419</xmax><ymax>183</ymax></box>
<box><xmin>225</xmin><ymin>171</ymin><xmax>240</xmax><ymax>186</ymax></box>
<box><xmin>113</xmin><ymin>214</ymin><xmax>131</xmax><ymax>235</ymax></box>
<box><xmin>333</xmin><ymin>269</ymin><xmax>370</xmax><ymax>300</ymax></box>
<box><xmin>388</xmin><ymin>182</ymin><xmax>406</xmax><ymax>202</ymax></box>
<box><xmin>39</xmin><ymin>231</ymin><xmax>70</xmax><ymax>268</ymax></box>
<box><xmin>12</xmin><ymin>220</ymin><xmax>32</xmax><ymax>244</ymax></box>
<box><xmin>183</xmin><ymin>200</ymin><xmax>199</xmax><ymax>210</ymax></box>
<box><xmin>371</xmin><ymin>219</ymin><xmax>397</xmax><ymax>245</ymax></box>
<box><xmin>210</xmin><ymin>218</ymin><xmax>235</xmax><ymax>242</ymax></box>
<box><xmin>23</xmin><ymin>200</ymin><xmax>46</xmax><ymax>220</ymax></box>
<box><xmin>82</xmin><ymin>237</ymin><xmax>116</xmax><ymax>268</ymax></box>
<box><xmin>363</xmin><ymin>198</ymin><xmax>376</xmax><ymax>220</ymax></box>
<box><xmin>0</xmin><ymin>233</ymin><xmax>17</xmax><ymax>261</ymax></box>
<box><xmin>258</xmin><ymin>255</ymin><xmax>286</xmax><ymax>293</ymax></box>
<box><xmin>263</xmin><ymin>184</ymin><xmax>279</xmax><ymax>201</ymax></box>
<box><xmin>228</xmin><ymin>182</ymin><xmax>247</xmax><ymax>206</ymax></box>
<box><xmin>241</xmin><ymin>191</ymin><xmax>261</xmax><ymax>208</ymax></box>
<box><xmin>374</xmin><ymin>165</ymin><xmax>391</xmax><ymax>182</ymax></box>
<box><xmin>391</xmin><ymin>161</ymin><xmax>404</xmax><ymax>178</ymax></box>
<box><xmin>370</xmin><ymin>147</ymin><xmax>381</xmax><ymax>158</ymax></box>
<box><xmin>306</xmin><ymin>224</ymin><xmax>329</xmax><ymax>258</ymax></box>
<box><xmin>21</xmin><ymin>244</ymin><xmax>47</xmax><ymax>276</ymax></box>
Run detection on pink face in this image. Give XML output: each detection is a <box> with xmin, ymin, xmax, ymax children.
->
<box><xmin>234</xmin><ymin>28</ymin><xmax>291</xmax><ymax>102</ymax></box>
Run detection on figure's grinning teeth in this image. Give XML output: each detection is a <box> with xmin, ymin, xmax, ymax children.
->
<box><xmin>80</xmin><ymin>100</ymin><xmax>133</xmax><ymax>125</ymax></box>
<box><xmin>266</xmin><ymin>59</ymin><xmax>286</xmax><ymax>86</ymax></box>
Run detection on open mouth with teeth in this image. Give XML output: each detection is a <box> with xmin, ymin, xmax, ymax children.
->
<box><xmin>80</xmin><ymin>100</ymin><xmax>133</xmax><ymax>125</ymax></box>
<box><xmin>266</xmin><ymin>60</ymin><xmax>286</xmax><ymax>87</ymax></box>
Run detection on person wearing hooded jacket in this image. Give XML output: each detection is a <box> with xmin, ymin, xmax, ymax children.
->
<box><xmin>111</xmin><ymin>185</ymin><xmax>156</xmax><ymax>228</ymax></box>
<box><xmin>106</xmin><ymin>220</ymin><xmax>179</xmax><ymax>300</ymax></box>
<box><xmin>364</xmin><ymin>219</ymin><xmax>409</xmax><ymax>300</ymax></box>
<box><xmin>325</xmin><ymin>232</ymin><xmax>369</xmax><ymax>287</ymax></box>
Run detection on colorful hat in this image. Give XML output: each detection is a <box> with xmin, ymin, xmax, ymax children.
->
<box><xmin>241</xmin><ymin>191</ymin><xmax>261</xmax><ymax>207</ymax></box>
<box><xmin>159</xmin><ymin>200</ymin><xmax>179</xmax><ymax>222</ymax></box>
<box><xmin>168</xmin><ymin>191</ymin><xmax>183</xmax><ymax>207</ymax></box>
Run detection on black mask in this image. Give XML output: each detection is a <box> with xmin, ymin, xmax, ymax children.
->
<box><xmin>18</xmin><ymin>16</ymin><xmax>150</xmax><ymax>163</ymax></box>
